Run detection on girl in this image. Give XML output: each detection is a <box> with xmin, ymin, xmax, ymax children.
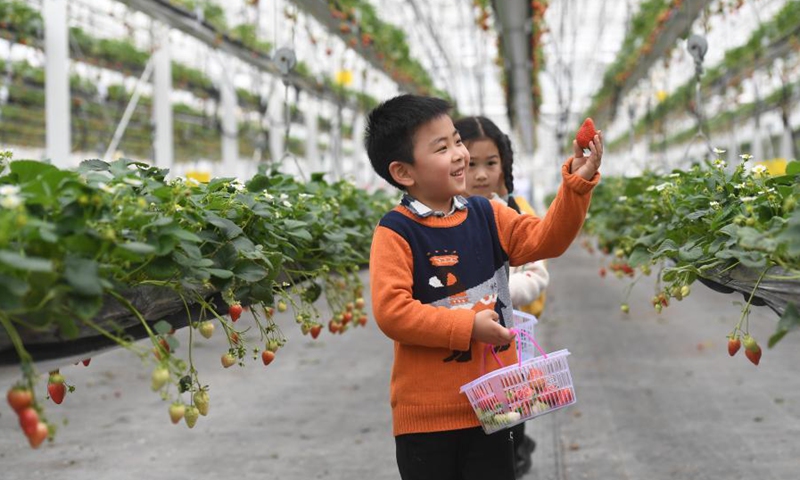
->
<box><xmin>454</xmin><ymin>115</ymin><xmax>548</xmax><ymax>478</ymax></box>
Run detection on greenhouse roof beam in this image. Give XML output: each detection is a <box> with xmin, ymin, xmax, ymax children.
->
<box><xmin>593</xmin><ymin>0</ymin><xmax>715</xmax><ymax>126</ymax></box>
<box><xmin>117</xmin><ymin>0</ymin><xmax>358</xmax><ymax>110</ymax></box>
<box><xmin>493</xmin><ymin>0</ymin><xmax>535</xmax><ymax>154</ymax></box>
<box><xmin>290</xmin><ymin>0</ymin><xmax>422</xmax><ymax>95</ymax></box>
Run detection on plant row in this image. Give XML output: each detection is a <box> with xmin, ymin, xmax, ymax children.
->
<box><xmin>581</xmin><ymin>151</ymin><xmax>800</xmax><ymax>364</ymax></box>
<box><xmin>0</xmin><ymin>151</ymin><xmax>396</xmax><ymax>446</ymax></box>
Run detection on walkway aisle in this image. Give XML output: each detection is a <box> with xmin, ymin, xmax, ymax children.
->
<box><xmin>524</xmin><ymin>241</ymin><xmax>800</xmax><ymax>480</ymax></box>
<box><xmin>2</xmin><ymin>242</ymin><xmax>799</xmax><ymax>479</ymax></box>
<box><xmin>0</xmin><ymin>272</ymin><xmax>398</xmax><ymax>480</ymax></box>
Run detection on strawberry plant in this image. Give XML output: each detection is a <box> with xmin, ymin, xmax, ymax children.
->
<box><xmin>0</xmin><ymin>151</ymin><xmax>394</xmax><ymax>445</ymax></box>
<box><xmin>583</xmin><ymin>151</ymin><xmax>800</xmax><ymax>362</ymax></box>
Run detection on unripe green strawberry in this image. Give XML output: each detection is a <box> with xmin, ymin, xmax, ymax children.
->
<box><xmin>680</xmin><ymin>285</ymin><xmax>690</xmax><ymax>298</ymax></box>
<box><xmin>198</xmin><ymin>321</ymin><xmax>214</xmax><ymax>339</ymax></box>
<box><xmin>194</xmin><ymin>390</ymin><xmax>210</xmax><ymax>416</ymax></box>
<box><xmin>277</xmin><ymin>300</ymin><xmax>288</xmax><ymax>312</ymax></box>
<box><xmin>221</xmin><ymin>353</ymin><xmax>236</xmax><ymax>368</ymax></box>
<box><xmin>169</xmin><ymin>403</ymin><xmax>185</xmax><ymax>424</ymax></box>
<box><xmin>620</xmin><ymin>304</ymin><xmax>629</xmax><ymax>314</ymax></box>
<box><xmin>151</xmin><ymin>366</ymin><xmax>169</xmax><ymax>391</ymax></box>
<box><xmin>184</xmin><ymin>405</ymin><xmax>200</xmax><ymax>428</ymax></box>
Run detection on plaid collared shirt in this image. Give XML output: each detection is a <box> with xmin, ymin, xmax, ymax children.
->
<box><xmin>399</xmin><ymin>194</ymin><xmax>468</xmax><ymax>218</ymax></box>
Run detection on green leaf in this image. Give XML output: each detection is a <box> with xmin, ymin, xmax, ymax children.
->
<box><xmin>154</xmin><ymin>320</ymin><xmax>173</xmax><ymax>335</ymax></box>
<box><xmin>777</xmin><ymin>210</ymin><xmax>800</xmax><ymax>257</ymax></box>
<box><xmin>768</xmin><ymin>303</ymin><xmax>800</xmax><ymax>348</ymax></box>
<box><xmin>205</xmin><ymin>213</ymin><xmax>243</xmax><ymax>239</ymax></box>
<box><xmin>324</xmin><ymin>231</ymin><xmax>348</xmax><ymax>242</ymax></box>
<box><xmin>205</xmin><ymin>268</ymin><xmax>234</xmax><ymax>279</ymax></box>
<box><xmin>246</xmin><ymin>174</ymin><xmax>271</xmax><ymax>192</ymax></box>
<box><xmin>233</xmin><ymin>262</ymin><xmax>269</xmax><ymax>282</ymax></box>
<box><xmin>652</xmin><ymin>239</ymin><xmax>679</xmax><ymax>258</ymax></box>
<box><xmin>0</xmin><ymin>274</ymin><xmax>27</xmax><ymax>310</ymax></box>
<box><xmin>9</xmin><ymin>160</ymin><xmax>59</xmax><ymax>183</ymax></box>
<box><xmin>167</xmin><ymin>228</ymin><xmax>202</xmax><ymax>243</ymax></box>
<box><xmin>678</xmin><ymin>244</ymin><xmax>704</xmax><ymax>262</ymax></box>
<box><xmin>627</xmin><ymin>247</ymin><xmax>651</xmax><ymax>267</ymax></box>
<box><xmin>288</xmin><ymin>229</ymin><xmax>313</xmax><ymax>241</ymax></box>
<box><xmin>64</xmin><ymin>257</ymin><xmax>104</xmax><ymax>296</ymax></box>
<box><xmin>0</xmin><ymin>250</ymin><xmax>54</xmax><ymax>272</ymax></box>
<box><xmin>77</xmin><ymin>159</ymin><xmax>111</xmax><ymax>173</ymax></box>
<box><xmin>785</xmin><ymin>160</ymin><xmax>800</xmax><ymax>176</ymax></box>
<box><xmin>67</xmin><ymin>294</ymin><xmax>103</xmax><ymax>321</ymax></box>
<box><xmin>283</xmin><ymin>219</ymin><xmax>308</xmax><ymax>230</ymax></box>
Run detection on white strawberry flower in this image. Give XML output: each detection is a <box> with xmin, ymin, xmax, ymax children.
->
<box><xmin>739</xmin><ymin>154</ymin><xmax>753</xmax><ymax>161</ymax></box>
<box><xmin>749</xmin><ymin>165</ymin><xmax>768</xmax><ymax>176</ymax></box>
<box><xmin>713</xmin><ymin>159</ymin><xmax>727</xmax><ymax>169</ymax></box>
<box><xmin>0</xmin><ymin>193</ymin><xmax>22</xmax><ymax>208</ymax></box>
<box><xmin>713</xmin><ymin>147</ymin><xmax>726</xmax><ymax>154</ymax></box>
<box><xmin>0</xmin><ymin>184</ymin><xmax>20</xmax><ymax>196</ymax></box>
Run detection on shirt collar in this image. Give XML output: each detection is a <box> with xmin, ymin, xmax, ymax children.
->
<box><xmin>400</xmin><ymin>194</ymin><xmax>468</xmax><ymax>218</ymax></box>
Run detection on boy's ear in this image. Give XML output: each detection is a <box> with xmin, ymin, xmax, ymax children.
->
<box><xmin>388</xmin><ymin>161</ymin><xmax>415</xmax><ymax>188</ymax></box>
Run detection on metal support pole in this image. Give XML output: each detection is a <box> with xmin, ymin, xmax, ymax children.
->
<box><xmin>104</xmin><ymin>58</ymin><xmax>155</xmax><ymax>162</ymax></box>
<box><xmin>44</xmin><ymin>0</ymin><xmax>71</xmax><ymax>167</ymax></box>
<box><xmin>219</xmin><ymin>68</ymin><xmax>239</xmax><ymax>176</ymax></box>
<box><xmin>268</xmin><ymin>81</ymin><xmax>285</xmax><ymax>165</ymax></box>
<box><xmin>304</xmin><ymin>99</ymin><xmax>320</xmax><ymax>172</ymax></box>
<box><xmin>152</xmin><ymin>25</ymin><xmax>174</xmax><ymax>169</ymax></box>
<box><xmin>351</xmin><ymin>112</ymin><xmax>367</xmax><ymax>186</ymax></box>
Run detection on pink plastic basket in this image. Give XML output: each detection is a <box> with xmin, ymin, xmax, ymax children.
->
<box><xmin>460</xmin><ymin>330</ymin><xmax>576</xmax><ymax>434</ymax></box>
<box><xmin>511</xmin><ymin>310</ymin><xmax>538</xmax><ymax>362</ymax></box>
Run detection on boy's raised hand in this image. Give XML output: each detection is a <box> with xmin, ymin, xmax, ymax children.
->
<box><xmin>570</xmin><ymin>131</ymin><xmax>603</xmax><ymax>180</ymax></box>
<box><xmin>472</xmin><ymin>310</ymin><xmax>516</xmax><ymax>346</ymax></box>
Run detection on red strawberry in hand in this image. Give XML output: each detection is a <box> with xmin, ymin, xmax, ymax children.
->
<box><xmin>576</xmin><ymin>118</ymin><xmax>597</xmax><ymax>149</ymax></box>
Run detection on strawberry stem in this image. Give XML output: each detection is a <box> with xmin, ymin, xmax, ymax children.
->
<box><xmin>734</xmin><ymin>267</ymin><xmax>769</xmax><ymax>335</ymax></box>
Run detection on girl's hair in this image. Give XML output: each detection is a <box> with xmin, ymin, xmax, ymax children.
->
<box><xmin>453</xmin><ymin>116</ymin><xmax>515</xmax><ymax>194</ymax></box>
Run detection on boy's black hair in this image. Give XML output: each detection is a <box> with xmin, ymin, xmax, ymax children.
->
<box><xmin>453</xmin><ymin>116</ymin><xmax>515</xmax><ymax>194</ymax></box>
<box><xmin>364</xmin><ymin>94</ymin><xmax>452</xmax><ymax>190</ymax></box>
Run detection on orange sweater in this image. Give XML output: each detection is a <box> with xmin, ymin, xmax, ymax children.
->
<box><xmin>369</xmin><ymin>159</ymin><xmax>598</xmax><ymax>436</ymax></box>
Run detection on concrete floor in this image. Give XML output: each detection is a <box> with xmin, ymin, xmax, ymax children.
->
<box><xmin>1</xmin><ymin>242</ymin><xmax>799</xmax><ymax>479</ymax></box>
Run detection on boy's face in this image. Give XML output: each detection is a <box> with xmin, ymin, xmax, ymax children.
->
<box><xmin>403</xmin><ymin>115</ymin><xmax>469</xmax><ymax>210</ymax></box>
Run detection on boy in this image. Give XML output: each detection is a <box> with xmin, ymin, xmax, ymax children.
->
<box><xmin>366</xmin><ymin>95</ymin><xmax>602</xmax><ymax>480</ymax></box>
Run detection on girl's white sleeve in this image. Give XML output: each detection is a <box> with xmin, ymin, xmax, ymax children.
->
<box><xmin>508</xmin><ymin>260</ymin><xmax>550</xmax><ymax>307</ymax></box>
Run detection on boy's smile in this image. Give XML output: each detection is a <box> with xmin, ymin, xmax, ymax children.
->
<box><xmin>400</xmin><ymin>115</ymin><xmax>470</xmax><ymax>213</ymax></box>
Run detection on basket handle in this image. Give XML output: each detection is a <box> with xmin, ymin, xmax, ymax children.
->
<box><xmin>484</xmin><ymin>328</ymin><xmax>548</xmax><ymax>372</ymax></box>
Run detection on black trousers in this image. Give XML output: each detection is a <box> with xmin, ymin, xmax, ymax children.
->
<box><xmin>395</xmin><ymin>426</ymin><xmax>516</xmax><ymax>480</ymax></box>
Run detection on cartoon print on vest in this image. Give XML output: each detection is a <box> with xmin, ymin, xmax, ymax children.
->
<box><xmin>428</xmin><ymin>252</ymin><xmax>473</xmax><ymax>363</ymax></box>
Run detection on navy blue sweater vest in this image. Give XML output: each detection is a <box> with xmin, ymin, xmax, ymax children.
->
<box><xmin>378</xmin><ymin>196</ymin><xmax>512</xmax><ymax>327</ymax></box>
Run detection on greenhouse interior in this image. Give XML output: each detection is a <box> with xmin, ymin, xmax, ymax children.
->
<box><xmin>1</xmin><ymin>0</ymin><xmax>799</xmax><ymax>479</ymax></box>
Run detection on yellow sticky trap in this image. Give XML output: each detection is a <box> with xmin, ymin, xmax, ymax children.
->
<box><xmin>186</xmin><ymin>170</ymin><xmax>211</xmax><ymax>183</ymax></box>
<box><xmin>757</xmin><ymin>158</ymin><xmax>787</xmax><ymax>176</ymax></box>
<box><xmin>335</xmin><ymin>70</ymin><xmax>353</xmax><ymax>87</ymax></box>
